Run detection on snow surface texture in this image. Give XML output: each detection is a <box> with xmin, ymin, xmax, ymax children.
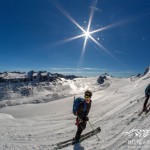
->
<box><xmin>0</xmin><ymin>67</ymin><xmax>150</xmax><ymax>150</ymax></box>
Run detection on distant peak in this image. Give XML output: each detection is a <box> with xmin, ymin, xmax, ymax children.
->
<box><xmin>144</xmin><ymin>66</ymin><xmax>150</xmax><ymax>75</ymax></box>
<box><xmin>101</xmin><ymin>73</ymin><xmax>109</xmax><ymax>77</ymax></box>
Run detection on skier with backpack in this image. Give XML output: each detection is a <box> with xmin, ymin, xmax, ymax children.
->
<box><xmin>143</xmin><ymin>83</ymin><xmax>150</xmax><ymax>112</ymax></box>
<box><xmin>72</xmin><ymin>90</ymin><xmax>92</xmax><ymax>144</ymax></box>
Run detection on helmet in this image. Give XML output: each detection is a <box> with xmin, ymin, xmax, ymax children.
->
<box><xmin>84</xmin><ymin>90</ymin><xmax>92</xmax><ymax>97</ymax></box>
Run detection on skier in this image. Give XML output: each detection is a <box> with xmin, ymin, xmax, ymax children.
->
<box><xmin>143</xmin><ymin>83</ymin><xmax>150</xmax><ymax>112</ymax></box>
<box><xmin>73</xmin><ymin>90</ymin><xmax>92</xmax><ymax>144</ymax></box>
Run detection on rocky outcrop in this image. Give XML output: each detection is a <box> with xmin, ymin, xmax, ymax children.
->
<box><xmin>0</xmin><ymin>71</ymin><xmax>80</xmax><ymax>83</ymax></box>
<box><xmin>97</xmin><ymin>73</ymin><xmax>109</xmax><ymax>84</ymax></box>
<box><xmin>144</xmin><ymin>67</ymin><xmax>150</xmax><ymax>75</ymax></box>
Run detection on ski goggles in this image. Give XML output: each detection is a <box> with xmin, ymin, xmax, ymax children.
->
<box><xmin>84</xmin><ymin>96</ymin><xmax>90</xmax><ymax>99</ymax></box>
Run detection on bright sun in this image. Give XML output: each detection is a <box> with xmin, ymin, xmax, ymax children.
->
<box><xmin>84</xmin><ymin>31</ymin><xmax>90</xmax><ymax>38</ymax></box>
<box><xmin>53</xmin><ymin>0</ymin><xmax>119</xmax><ymax>63</ymax></box>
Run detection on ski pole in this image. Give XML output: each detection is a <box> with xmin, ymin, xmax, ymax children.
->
<box><xmin>77</xmin><ymin>116</ymin><xmax>100</xmax><ymax>141</ymax></box>
<box><xmin>88</xmin><ymin>121</ymin><xmax>101</xmax><ymax>141</ymax></box>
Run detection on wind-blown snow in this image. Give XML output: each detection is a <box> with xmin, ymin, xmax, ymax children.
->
<box><xmin>0</xmin><ymin>113</ymin><xmax>14</xmax><ymax>119</ymax></box>
<box><xmin>0</xmin><ymin>68</ymin><xmax>150</xmax><ymax>150</ymax></box>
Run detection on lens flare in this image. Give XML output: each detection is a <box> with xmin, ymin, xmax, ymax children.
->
<box><xmin>84</xmin><ymin>31</ymin><xmax>90</xmax><ymax>38</ymax></box>
<box><xmin>52</xmin><ymin>0</ymin><xmax>142</xmax><ymax>68</ymax></box>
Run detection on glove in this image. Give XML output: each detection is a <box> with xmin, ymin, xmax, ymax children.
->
<box><xmin>83</xmin><ymin>116</ymin><xmax>89</xmax><ymax>121</ymax></box>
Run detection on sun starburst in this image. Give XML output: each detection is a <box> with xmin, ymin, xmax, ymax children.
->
<box><xmin>84</xmin><ymin>31</ymin><xmax>90</xmax><ymax>39</ymax></box>
<box><xmin>51</xmin><ymin>0</ymin><xmax>150</xmax><ymax>70</ymax></box>
<box><xmin>52</xmin><ymin>0</ymin><xmax>124</xmax><ymax>66</ymax></box>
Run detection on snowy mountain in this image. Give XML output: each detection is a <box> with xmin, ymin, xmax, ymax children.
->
<box><xmin>0</xmin><ymin>71</ymin><xmax>83</xmax><ymax>107</ymax></box>
<box><xmin>144</xmin><ymin>66</ymin><xmax>150</xmax><ymax>75</ymax></box>
<box><xmin>0</xmin><ymin>67</ymin><xmax>150</xmax><ymax>150</ymax></box>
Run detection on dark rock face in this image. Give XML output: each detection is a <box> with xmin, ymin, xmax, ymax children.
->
<box><xmin>0</xmin><ymin>71</ymin><xmax>81</xmax><ymax>99</ymax></box>
<box><xmin>137</xmin><ymin>74</ymin><xmax>142</xmax><ymax>77</ymax></box>
<box><xmin>0</xmin><ymin>77</ymin><xmax>5</xmax><ymax>82</ymax></box>
<box><xmin>144</xmin><ymin>67</ymin><xmax>150</xmax><ymax>75</ymax></box>
<box><xmin>0</xmin><ymin>71</ymin><xmax>80</xmax><ymax>84</ymax></box>
<box><xmin>97</xmin><ymin>75</ymin><xmax>107</xmax><ymax>84</ymax></box>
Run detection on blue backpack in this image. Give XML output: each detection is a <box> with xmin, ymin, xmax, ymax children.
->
<box><xmin>72</xmin><ymin>97</ymin><xmax>86</xmax><ymax>116</ymax></box>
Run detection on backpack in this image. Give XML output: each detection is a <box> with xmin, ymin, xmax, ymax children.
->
<box><xmin>145</xmin><ymin>84</ymin><xmax>150</xmax><ymax>96</ymax></box>
<box><xmin>72</xmin><ymin>97</ymin><xmax>86</xmax><ymax>116</ymax></box>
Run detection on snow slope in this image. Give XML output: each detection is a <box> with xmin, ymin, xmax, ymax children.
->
<box><xmin>0</xmin><ymin>68</ymin><xmax>150</xmax><ymax>150</ymax></box>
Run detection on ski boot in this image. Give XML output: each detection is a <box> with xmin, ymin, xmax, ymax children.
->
<box><xmin>72</xmin><ymin>138</ymin><xmax>80</xmax><ymax>145</ymax></box>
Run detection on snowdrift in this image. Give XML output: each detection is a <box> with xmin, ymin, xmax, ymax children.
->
<box><xmin>0</xmin><ymin>113</ymin><xmax>14</xmax><ymax>119</ymax></box>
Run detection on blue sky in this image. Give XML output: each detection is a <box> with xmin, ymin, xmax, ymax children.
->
<box><xmin>0</xmin><ymin>0</ymin><xmax>150</xmax><ymax>77</ymax></box>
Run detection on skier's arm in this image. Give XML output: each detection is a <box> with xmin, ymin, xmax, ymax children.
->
<box><xmin>77</xmin><ymin>113</ymin><xmax>83</xmax><ymax>120</ymax></box>
<box><xmin>76</xmin><ymin>104</ymin><xmax>84</xmax><ymax>120</ymax></box>
<box><xmin>84</xmin><ymin>101</ymin><xmax>92</xmax><ymax>117</ymax></box>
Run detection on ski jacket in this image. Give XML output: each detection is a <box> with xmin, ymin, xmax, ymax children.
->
<box><xmin>77</xmin><ymin>100</ymin><xmax>92</xmax><ymax>120</ymax></box>
<box><xmin>145</xmin><ymin>84</ymin><xmax>150</xmax><ymax>96</ymax></box>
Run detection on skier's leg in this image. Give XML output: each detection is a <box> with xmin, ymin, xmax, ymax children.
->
<box><xmin>143</xmin><ymin>95</ymin><xmax>149</xmax><ymax>111</ymax></box>
<box><xmin>74</xmin><ymin>129</ymin><xmax>82</xmax><ymax>142</ymax></box>
<box><xmin>75</xmin><ymin>122</ymin><xmax>86</xmax><ymax>141</ymax></box>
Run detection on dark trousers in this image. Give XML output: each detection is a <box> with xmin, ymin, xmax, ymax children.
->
<box><xmin>143</xmin><ymin>95</ymin><xmax>150</xmax><ymax>110</ymax></box>
<box><xmin>75</xmin><ymin>121</ymin><xmax>87</xmax><ymax>140</ymax></box>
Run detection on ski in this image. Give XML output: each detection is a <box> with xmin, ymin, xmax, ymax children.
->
<box><xmin>138</xmin><ymin>103</ymin><xmax>150</xmax><ymax>116</ymax></box>
<box><xmin>128</xmin><ymin>108</ymin><xmax>150</xmax><ymax>125</ymax></box>
<box><xmin>81</xmin><ymin>127</ymin><xmax>101</xmax><ymax>139</ymax></box>
<box><xmin>138</xmin><ymin>109</ymin><xmax>150</xmax><ymax>116</ymax></box>
<box><xmin>143</xmin><ymin>108</ymin><xmax>150</xmax><ymax>117</ymax></box>
<box><xmin>138</xmin><ymin>110</ymin><xmax>144</xmax><ymax>116</ymax></box>
<box><xmin>55</xmin><ymin>127</ymin><xmax>101</xmax><ymax>149</ymax></box>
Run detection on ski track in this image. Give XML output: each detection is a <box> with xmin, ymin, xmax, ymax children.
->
<box><xmin>0</xmin><ymin>74</ymin><xmax>150</xmax><ymax>150</ymax></box>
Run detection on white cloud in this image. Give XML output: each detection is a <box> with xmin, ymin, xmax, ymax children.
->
<box><xmin>114</xmin><ymin>51</ymin><xmax>133</xmax><ymax>56</ymax></box>
<box><xmin>49</xmin><ymin>67</ymin><xmax>108</xmax><ymax>71</ymax></box>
